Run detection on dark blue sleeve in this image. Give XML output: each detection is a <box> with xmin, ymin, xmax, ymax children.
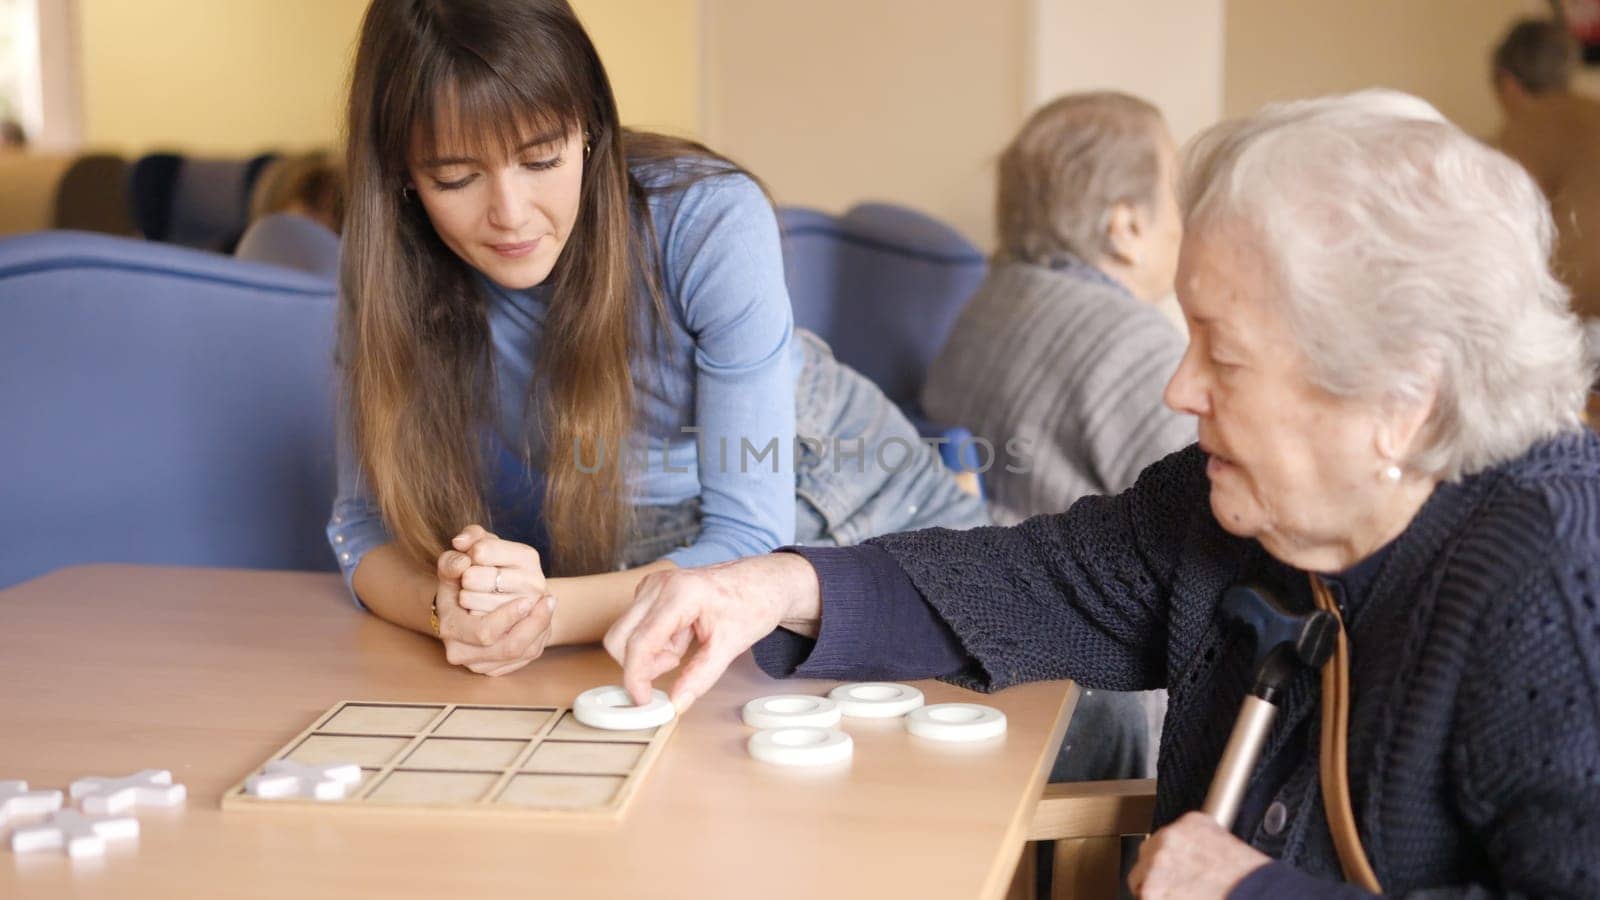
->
<box><xmin>1228</xmin><ymin>862</ymin><xmax>1374</xmax><ymax>900</ymax></box>
<box><xmin>863</xmin><ymin>445</ymin><xmax>1216</xmax><ymax>692</ymax></box>
<box><xmin>750</xmin><ymin>545</ymin><xmax>969</xmax><ymax>681</ymax></box>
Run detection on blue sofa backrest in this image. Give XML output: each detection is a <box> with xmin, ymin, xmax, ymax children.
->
<box><xmin>777</xmin><ymin>203</ymin><xmax>987</xmax><ymax>409</ymax></box>
<box><xmin>0</xmin><ymin>231</ymin><xmax>339</xmax><ymax>587</ymax></box>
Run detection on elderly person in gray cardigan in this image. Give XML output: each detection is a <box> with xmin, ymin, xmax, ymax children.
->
<box><xmin>924</xmin><ymin>91</ymin><xmax>1193</xmax><ymax>527</ymax></box>
<box><xmin>606</xmin><ymin>91</ymin><xmax>1600</xmax><ymax>899</ymax></box>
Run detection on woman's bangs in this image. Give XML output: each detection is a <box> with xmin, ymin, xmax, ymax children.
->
<box><xmin>409</xmin><ymin>59</ymin><xmax>579</xmax><ymax>167</ymax></box>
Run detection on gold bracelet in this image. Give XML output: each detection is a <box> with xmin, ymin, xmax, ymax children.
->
<box><xmin>429</xmin><ymin>592</ymin><xmax>441</xmax><ymax>637</ymax></box>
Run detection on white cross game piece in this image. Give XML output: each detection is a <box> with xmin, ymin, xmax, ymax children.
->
<box><xmin>69</xmin><ymin>769</ymin><xmax>186</xmax><ymax>815</ymax></box>
<box><xmin>0</xmin><ymin>780</ymin><xmax>64</xmax><ymax>827</ymax></box>
<box><xmin>244</xmin><ymin>760</ymin><xmax>362</xmax><ymax>800</ymax></box>
<box><xmin>11</xmin><ymin>808</ymin><xmax>139</xmax><ymax>858</ymax></box>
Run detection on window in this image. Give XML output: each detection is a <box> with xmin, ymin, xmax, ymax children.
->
<box><xmin>0</xmin><ymin>0</ymin><xmax>38</xmax><ymax>141</ymax></box>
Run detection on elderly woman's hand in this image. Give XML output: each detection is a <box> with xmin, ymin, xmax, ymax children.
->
<box><xmin>1127</xmin><ymin>812</ymin><xmax>1271</xmax><ymax>899</ymax></box>
<box><xmin>604</xmin><ymin>553</ymin><xmax>821</xmax><ymax>712</ymax></box>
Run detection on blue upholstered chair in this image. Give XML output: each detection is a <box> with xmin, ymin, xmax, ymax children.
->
<box><xmin>0</xmin><ymin>231</ymin><xmax>339</xmax><ymax>588</ymax></box>
<box><xmin>235</xmin><ymin>212</ymin><xmax>341</xmax><ymax>280</ymax></box>
<box><xmin>778</xmin><ymin>202</ymin><xmax>986</xmax><ymax>410</ymax></box>
<box><xmin>129</xmin><ymin>153</ymin><xmax>278</xmax><ymax>252</ymax></box>
<box><xmin>777</xmin><ymin>202</ymin><xmax>989</xmax><ymax>474</ymax></box>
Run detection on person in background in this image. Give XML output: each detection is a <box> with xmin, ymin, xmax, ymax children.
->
<box><xmin>248</xmin><ymin>151</ymin><xmax>346</xmax><ymax>234</ymax></box>
<box><xmin>606</xmin><ymin>90</ymin><xmax>1600</xmax><ymax>899</ymax></box>
<box><xmin>1492</xmin><ymin>18</ymin><xmax>1600</xmax><ymax>326</ymax></box>
<box><xmin>924</xmin><ymin>91</ymin><xmax>1193</xmax><ymax>527</ymax></box>
<box><xmin>329</xmin><ymin>0</ymin><xmax>986</xmax><ymax>679</ymax></box>
<box><xmin>0</xmin><ymin>120</ymin><xmax>27</xmax><ymax>153</ymax></box>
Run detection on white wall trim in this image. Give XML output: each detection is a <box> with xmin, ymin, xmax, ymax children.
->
<box><xmin>34</xmin><ymin>0</ymin><xmax>83</xmax><ymax>150</ymax></box>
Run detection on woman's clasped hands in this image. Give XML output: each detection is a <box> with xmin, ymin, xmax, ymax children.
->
<box><xmin>433</xmin><ymin>524</ymin><xmax>557</xmax><ymax>677</ymax></box>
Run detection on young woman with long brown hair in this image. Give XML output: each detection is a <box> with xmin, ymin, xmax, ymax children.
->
<box><xmin>328</xmin><ymin>0</ymin><xmax>987</xmax><ymax>677</ymax></box>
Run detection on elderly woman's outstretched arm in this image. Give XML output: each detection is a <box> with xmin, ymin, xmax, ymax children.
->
<box><xmin>608</xmin><ymin>445</ymin><xmax>1225</xmax><ymax>712</ymax></box>
<box><xmin>826</xmin><ymin>445</ymin><xmax>1221</xmax><ymax>693</ymax></box>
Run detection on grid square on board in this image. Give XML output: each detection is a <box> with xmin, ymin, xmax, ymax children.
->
<box><xmin>287</xmin><ymin>734</ymin><xmax>411</xmax><ymax>767</ymax></box>
<box><xmin>432</xmin><ymin>706</ymin><xmax>554</xmax><ymax>738</ymax></box>
<box><xmin>321</xmin><ymin>703</ymin><xmax>443</xmax><ymax>735</ymax></box>
<box><xmin>548</xmin><ymin>711</ymin><xmax>660</xmax><ymax>742</ymax></box>
<box><xmin>524</xmin><ymin>741</ymin><xmax>647</xmax><ymax>775</ymax></box>
<box><xmin>401</xmin><ymin>737</ymin><xmax>529</xmax><ymax>771</ymax></box>
<box><xmin>367</xmin><ymin>771</ymin><xmax>499</xmax><ymax>805</ymax></box>
<box><xmin>497</xmin><ymin>774</ymin><xmax>625</xmax><ymax>808</ymax></box>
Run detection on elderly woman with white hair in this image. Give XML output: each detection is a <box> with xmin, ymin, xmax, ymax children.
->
<box><xmin>604</xmin><ymin>91</ymin><xmax>1600</xmax><ymax>898</ymax></box>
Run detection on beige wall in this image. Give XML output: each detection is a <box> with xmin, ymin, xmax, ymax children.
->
<box><xmin>77</xmin><ymin>0</ymin><xmax>369</xmax><ymax>155</ymax></box>
<box><xmin>574</xmin><ymin>0</ymin><xmax>699</xmax><ymax>136</ymax></box>
<box><xmin>71</xmin><ymin>0</ymin><xmax>700</xmax><ymax>157</ymax></box>
<box><xmin>1224</xmin><ymin>0</ymin><xmax>1546</xmax><ymax>137</ymax></box>
<box><xmin>702</xmin><ymin>0</ymin><xmax>1028</xmax><ymax>247</ymax></box>
<box><xmin>701</xmin><ymin>0</ymin><xmax>1223</xmax><ymax>246</ymax></box>
<box><xmin>58</xmin><ymin>1</ymin><xmax>1584</xmax><ymax>230</ymax></box>
<box><xmin>1030</xmin><ymin>0</ymin><xmax>1224</xmax><ymax>145</ymax></box>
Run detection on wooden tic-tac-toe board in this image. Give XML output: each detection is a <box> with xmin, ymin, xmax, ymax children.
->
<box><xmin>221</xmin><ymin>700</ymin><xmax>675</xmax><ymax>820</ymax></box>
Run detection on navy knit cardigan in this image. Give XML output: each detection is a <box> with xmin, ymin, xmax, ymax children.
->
<box><xmin>757</xmin><ymin>434</ymin><xmax>1600</xmax><ymax>897</ymax></box>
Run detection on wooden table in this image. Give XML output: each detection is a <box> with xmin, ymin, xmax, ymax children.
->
<box><xmin>0</xmin><ymin>565</ymin><xmax>1076</xmax><ymax>899</ymax></box>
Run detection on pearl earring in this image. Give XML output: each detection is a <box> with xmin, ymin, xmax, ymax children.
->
<box><xmin>1382</xmin><ymin>464</ymin><xmax>1402</xmax><ymax>482</ymax></box>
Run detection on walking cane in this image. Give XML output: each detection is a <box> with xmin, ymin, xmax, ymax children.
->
<box><xmin>1201</xmin><ymin>584</ymin><xmax>1338</xmax><ymax>828</ymax></box>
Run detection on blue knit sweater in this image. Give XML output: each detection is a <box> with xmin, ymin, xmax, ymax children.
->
<box><xmin>755</xmin><ymin>433</ymin><xmax>1600</xmax><ymax>897</ymax></box>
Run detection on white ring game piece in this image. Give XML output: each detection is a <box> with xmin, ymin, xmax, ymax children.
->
<box><xmin>747</xmin><ymin>727</ymin><xmax>853</xmax><ymax>767</ymax></box>
<box><xmin>905</xmin><ymin>703</ymin><xmax>1008</xmax><ymax>742</ymax></box>
<box><xmin>741</xmin><ymin>694</ymin><xmax>841</xmax><ymax>729</ymax></box>
<box><xmin>572</xmin><ymin>686</ymin><xmax>676</xmax><ymax>731</ymax></box>
<box><xmin>828</xmin><ymin>682</ymin><xmax>925</xmax><ymax>718</ymax></box>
